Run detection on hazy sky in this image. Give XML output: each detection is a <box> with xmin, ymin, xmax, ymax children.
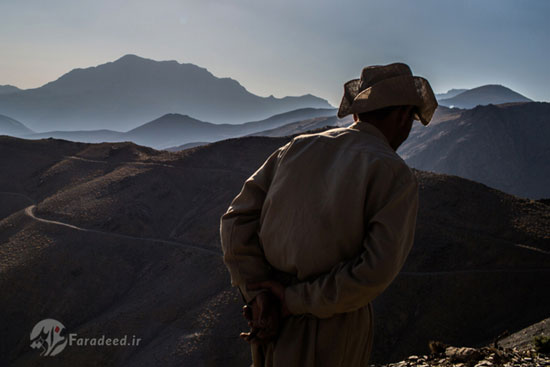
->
<box><xmin>1</xmin><ymin>0</ymin><xmax>548</xmax><ymax>106</ymax></box>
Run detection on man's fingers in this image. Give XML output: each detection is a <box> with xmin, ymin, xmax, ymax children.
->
<box><xmin>239</xmin><ymin>289</ymin><xmax>283</xmax><ymax>345</ymax></box>
<box><xmin>239</xmin><ymin>328</ymin><xmax>268</xmax><ymax>345</ymax></box>
<box><xmin>240</xmin><ymin>327</ymin><xmax>259</xmax><ymax>340</ymax></box>
<box><xmin>240</xmin><ymin>329</ymin><xmax>276</xmax><ymax>345</ymax></box>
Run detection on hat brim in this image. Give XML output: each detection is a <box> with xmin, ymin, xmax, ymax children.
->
<box><xmin>337</xmin><ymin>75</ymin><xmax>438</xmax><ymax>126</ymax></box>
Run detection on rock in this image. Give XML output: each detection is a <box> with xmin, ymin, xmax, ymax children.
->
<box><xmin>446</xmin><ymin>346</ymin><xmax>483</xmax><ymax>362</ymax></box>
<box><xmin>474</xmin><ymin>360</ymin><xmax>493</xmax><ymax>367</ymax></box>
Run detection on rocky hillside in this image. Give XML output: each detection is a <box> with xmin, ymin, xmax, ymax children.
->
<box><xmin>372</xmin><ymin>316</ymin><xmax>550</xmax><ymax>367</ymax></box>
<box><xmin>371</xmin><ymin>344</ymin><xmax>549</xmax><ymax>367</ymax></box>
<box><xmin>399</xmin><ymin>102</ymin><xmax>550</xmax><ymax>199</ymax></box>
<box><xmin>0</xmin><ymin>133</ymin><xmax>548</xmax><ymax>366</ymax></box>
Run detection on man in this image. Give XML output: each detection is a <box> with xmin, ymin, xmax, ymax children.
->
<box><xmin>220</xmin><ymin>63</ymin><xmax>437</xmax><ymax>367</ymax></box>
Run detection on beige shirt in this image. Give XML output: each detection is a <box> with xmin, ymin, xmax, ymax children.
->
<box><xmin>220</xmin><ymin>121</ymin><xmax>419</xmax><ymax>319</ymax></box>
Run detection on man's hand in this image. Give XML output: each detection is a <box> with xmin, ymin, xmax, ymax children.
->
<box><xmin>239</xmin><ymin>290</ymin><xmax>281</xmax><ymax>344</ymax></box>
<box><xmin>247</xmin><ymin>280</ymin><xmax>291</xmax><ymax>318</ymax></box>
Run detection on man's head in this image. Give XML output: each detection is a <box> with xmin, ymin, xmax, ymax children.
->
<box><xmin>353</xmin><ymin>105</ymin><xmax>417</xmax><ymax>150</ymax></box>
<box><xmin>338</xmin><ymin>62</ymin><xmax>437</xmax><ymax>127</ymax></box>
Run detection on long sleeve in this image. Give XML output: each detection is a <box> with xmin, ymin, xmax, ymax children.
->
<box><xmin>220</xmin><ymin>143</ymin><xmax>290</xmax><ymax>304</ymax></box>
<box><xmin>284</xmin><ymin>164</ymin><xmax>419</xmax><ymax>318</ymax></box>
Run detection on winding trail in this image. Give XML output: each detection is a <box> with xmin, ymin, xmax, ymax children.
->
<box><xmin>515</xmin><ymin>244</ymin><xmax>550</xmax><ymax>256</ymax></box>
<box><xmin>23</xmin><ymin>205</ymin><xmax>221</xmax><ymax>256</ymax></box>
<box><xmin>1</xmin><ymin>191</ymin><xmax>548</xmax><ymax>270</ymax></box>
<box><xmin>0</xmin><ymin>191</ymin><xmax>221</xmax><ymax>256</ymax></box>
<box><xmin>64</xmin><ymin>155</ymin><xmax>176</xmax><ymax>168</ymax></box>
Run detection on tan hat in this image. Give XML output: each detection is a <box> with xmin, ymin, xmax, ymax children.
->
<box><xmin>337</xmin><ymin>63</ymin><xmax>438</xmax><ymax>126</ymax></box>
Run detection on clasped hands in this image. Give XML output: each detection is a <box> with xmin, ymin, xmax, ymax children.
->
<box><xmin>239</xmin><ymin>280</ymin><xmax>291</xmax><ymax>345</ymax></box>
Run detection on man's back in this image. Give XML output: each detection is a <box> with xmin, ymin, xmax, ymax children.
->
<box><xmin>260</xmin><ymin>122</ymin><xmax>417</xmax><ymax>282</ymax></box>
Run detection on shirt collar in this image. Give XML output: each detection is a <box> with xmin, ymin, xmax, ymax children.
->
<box><xmin>347</xmin><ymin>120</ymin><xmax>391</xmax><ymax>146</ymax></box>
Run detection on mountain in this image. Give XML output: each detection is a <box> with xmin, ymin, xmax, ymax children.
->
<box><xmin>398</xmin><ymin>102</ymin><xmax>550</xmax><ymax>199</ymax></box>
<box><xmin>22</xmin><ymin>129</ymin><xmax>124</xmax><ymax>143</ymax></box>
<box><xmin>0</xmin><ymin>114</ymin><xmax>34</xmax><ymax>136</ymax></box>
<box><xmin>0</xmin><ymin>54</ymin><xmax>332</xmax><ymax>132</ymax></box>
<box><xmin>244</xmin><ymin>106</ymin><xmax>463</xmax><ymax>141</ymax></box>
<box><xmin>438</xmin><ymin>85</ymin><xmax>532</xmax><ymax>109</ymax></box>
<box><xmin>0</xmin><ymin>133</ymin><xmax>549</xmax><ymax>366</ymax></box>
<box><xmin>123</xmin><ymin>114</ymin><xmax>231</xmax><ymax>149</ymax></box>
<box><xmin>20</xmin><ymin>107</ymin><xmax>336</xmax><ymax>149</ymax></box>
<box><xmin>234</xmin><ymin>107</ymin><xmax>337</xmax><ymax>133</ymax></box>
<box><xmin>435</xmin><ymin>88</ymin><xmax>468</xmax><ymax>100</ymax></box>
<box><xmin>123</xmin><ymin>107</ymin><xmax>337</xmax><ymax>149</ymax></box>
<box><xmin>165</xmin><ymin>141</ymin><xmax>210</xmax><ymax>152</ymax></box>
<box><xmin>0</xmin><ymin>85</ymin><xmax>21</xmax><ymax>95</ymax></box>
<box><xmin>247</xmin><ymin>115</ymin><xmax>353</xmax><ymax>137</ymax></box>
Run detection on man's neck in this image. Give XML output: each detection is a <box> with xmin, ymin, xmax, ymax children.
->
<box><xmin>353</xmin><ymin>118</ymin><xmax>397</xmax><ymax>151</ymax></box>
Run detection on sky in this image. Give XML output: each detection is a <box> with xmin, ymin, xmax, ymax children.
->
<box><xmin>1</xmin><ymin>0</ymin><xmax>549</xmax><ymax>106</ymax></box>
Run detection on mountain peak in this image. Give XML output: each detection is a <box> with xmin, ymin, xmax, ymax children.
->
<box><xmin>115</xmin><ymin>53</ymin><xmax>142</xmax><ymax>62</ymax></box>
<box><xmin>0</xmin><ymin>85</ymin><xmax>22</xmax><ymax>95</ymax></box>
<box><xmin>438</xmin><ymin>84</ymin><xmax>532</xmax><ymax>109</ymax></box>
<box><xmin>112</xmin><ymin>54</ymin><xmax>180</xmax><ymax>67</ymax></box>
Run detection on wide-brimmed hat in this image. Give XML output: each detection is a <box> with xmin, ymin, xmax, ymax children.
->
<box><xmin>337</xmin><ymin>63</ymin><xmax>438</xmax><ymax>126</ymax></box>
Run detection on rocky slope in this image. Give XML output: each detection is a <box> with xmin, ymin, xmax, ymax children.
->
<box><xmin>0</xmin><ymin>133</ymin><xmax>548</xmax><ymax>366</ymax></box>
<box><xmin>371</xmin><ymin>345</ymin><xmax>549</xmax><ymax>367</ymax></box>
<box><xmin>372</xmin><ymin>317</ymin><xmax>550</xmax><ymax>367</ymax></box>
<box><xmin>399</xmin><ymin>102</ymin><xmax>550</xmax><ymax>199</ymax></box>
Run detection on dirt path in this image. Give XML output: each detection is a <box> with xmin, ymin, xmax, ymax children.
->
<box><xmin>23</xmin><ymin>205</ymin><xmax>221</xmax><ymax>256</ymax></box>
<box><xmin>64</xmin><ymin>155</ymin><xmax>176</xmax><ymax>168</ymax></box>
<box><xmin>0</xmin><ymin>191</ymin><xmax>220</xmax><ymax>256</ymax></box>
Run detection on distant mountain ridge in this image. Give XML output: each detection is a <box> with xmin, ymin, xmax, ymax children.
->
<box><xmin>0</xmin><ymin>114</ymin><xmax>34</xmax><ymax>136</ymax></box>
<box><xmin>438</xmin><ymin>85</ymin><xmax>532</xmax><ymax>108</ymax></box>
<box><xmin>0</xmin><ymin>54</ymin><xmax>332</xmax><ymax>131</ymax></box>
<box><xmin>435</xmin><ymin>88</ymin><xmax>468</xmax><ymax>100</ymax></box>
<box><xmin>9</xmin><ymin>100</ymin><xmax>549</xmax><ymax>200</ymax></box>
<box><xmin>247</xmin><ymin>115</ymin><xmax>353</xmax><ymax>138</ymax></box>
<box><xmin>20</xmin><ymin>107</ymin><xmax>336</xmax><ymax>149</ymax></box>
